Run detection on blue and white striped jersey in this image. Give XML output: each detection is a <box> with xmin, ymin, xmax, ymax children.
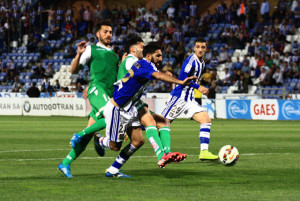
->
<box><xmin>113</xmin><ymin>59</ymin><xmax>158</xmax><ymax>111</ymax></box>
<box><xmin>170</xmin><ymin>54</ymin><xmax>205</xmax><ymax>101</ymax></box>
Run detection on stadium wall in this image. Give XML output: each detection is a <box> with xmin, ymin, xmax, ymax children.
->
<box><xmin>0</xmin><ymin>97</ymin><xmax>299</xmax><ymax>120</ymax></box>
<box><xmin>216</xmin><ymin>99</ymin><xmax>300</xmax><ymax>120</ymax></box>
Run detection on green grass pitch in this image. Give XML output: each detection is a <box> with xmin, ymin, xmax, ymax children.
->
<box><xmin>0</xmin><ymin>116</ymin><xmax>299</xmax><ymax>201</ymax></box>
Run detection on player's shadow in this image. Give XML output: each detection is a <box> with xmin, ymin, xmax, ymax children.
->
<box><xmin>123</xmin><ymin>168</ymin><xmax>210</xmax><ymax>178</ymax></box>
<box><xmin>183</xmin><ymin>160</ymin><xmax>220</xmax><ymax>165</ymax></box>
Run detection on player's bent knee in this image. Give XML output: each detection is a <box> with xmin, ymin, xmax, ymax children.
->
<box><xmin>109</xmin><ymin>141</ymin><xmax>122</xmax><ymax>151</ymax></box>
<box><xmin>193</xmin><ymin>112</ymin><xmax>211</xmax><ymax>124</ymax></box>
<box><xmin>131</xmin><ymin>138</ymin><xmax>144</xmax><ymax>148</ymax></box>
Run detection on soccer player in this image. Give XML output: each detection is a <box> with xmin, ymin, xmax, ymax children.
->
<box><xmin>118</xmin><ymin>39</ymin><xmax>187</xmax><ymax>164</ymax></box>
<box><xmin>161</xmin><ymin>38</ymin><xmax>218</xmax><ymax>160</ymax></box>
<box><xmin>100</xmin><ymin>44</ymin><xmax>197</xmax><ymax>177</ymax></box>
<box><xmin>58</xmin><ymin>22</ymin><xmax>119</xmax><ymax>177</ymax></box>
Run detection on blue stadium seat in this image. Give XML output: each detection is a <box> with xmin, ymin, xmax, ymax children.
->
<box><xmin>218</xmin><ymin>86</ymin><xmax>223</xmax><ymax>93</ymax></box>
<box><xmin>289</xmin><ymin>79</ymin><xmax>298</xmax><ymax>89</ymax></box>
<box><xmin>169</xmin><ymin>57</ymin><xmax>176</xmax><ymax>65</ymax></box>
<box><xmin>222</xmin><ymin>86</ymin><xmax>229</xmax><ymax>93</ymax></box>
<box><xmin>270</xmin><ymin>86</ymin><xmax>277</xmax><ymax>95</ymax></box>
<box><xmin>42</xmin><ymin>60</ymin><xmax>48</xmax><ymax>67</ymax></box>
<box><xmin>212</xmin><ymin>32</ymin><xmax>219</xmax><ymax>40</ymax></box>
<box><xmin>184</xmin><ymin>37</ymin><xmax>190</xmax><ymax>44</ymax></box>
<box><xmin>66</xmin><ymin>58</ymin><xmax>72</xmax><ymax>64</ymax></box>
<box><xmin>286</xmin><ymin>86</ymin><xmax>293</xmax><ymax>93</ymax></box>
<box><xmin>16</xmin><ymin>62</ymin><xmax>22</xmax><ymax>69</ymax></box>
<box><xmin>22</xmin><ymin>60</ymin><xmax>28</xmax><ymax>68</ymax></box>
<box><xmin>53</xmin><ymin>52</ymin><xmax>59</xmax><ymax>60</ymax></box>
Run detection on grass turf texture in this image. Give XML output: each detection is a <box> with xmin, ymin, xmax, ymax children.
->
<box><xmin>0</xmin><ymin>116</ymin><xmax>299</xmax><ymax>201</ymax></box>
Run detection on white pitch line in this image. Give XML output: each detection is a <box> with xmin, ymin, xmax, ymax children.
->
<box><xmin>0</xmin><ymin>147</ymin><xmax>294</xmax><ymax>153</ymax></box>
<box><xmin>0</xmin><ymin>153</ymin><xmax>294</xmax><ymax>162</ymax></box>
<box><xmin>0</xmin><ymin>147</ymin><xmax>201</xmax><ymax>153</ymax></box>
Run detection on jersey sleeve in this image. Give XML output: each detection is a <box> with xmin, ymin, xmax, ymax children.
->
<box><xmin>79</xmin><ymin>45</ymin><xmax>92</xmax><ymax>67</ymax></box>
<box><xmin>135</xmin><ymin>61</ymin><xmax>158</xmax><ymax>80</ymax></box>
<box><xmin>125</xmin><ymin>57</ymin><xmax>137</xmax><ymax>70</ymax></box>
<box><xmin>179</xmin><ymin>59</ymin><xmax>195</xmax><ymax>80</ymax></box>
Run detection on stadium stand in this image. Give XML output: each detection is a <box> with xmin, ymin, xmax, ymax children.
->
<box><xmin>0</xmin><ymin>0</ymin><xmax>299</xmax><ymax>98</ymax></box>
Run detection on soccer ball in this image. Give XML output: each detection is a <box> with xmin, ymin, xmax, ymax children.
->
<box><xmin>218</xmin><ymin>145</ymin><xmax>239</xmax><ymax>166</ymax></box>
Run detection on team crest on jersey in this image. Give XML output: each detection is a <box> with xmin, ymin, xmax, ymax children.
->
<box><xmin>184</xmin><ymin>64</ymin><xmax>192</xmax><ymax>73</ymax></box>
<box><xmin>133</xmin><ymin>62</ymin><xmax>141</xmax><ymax>69</ymax></box>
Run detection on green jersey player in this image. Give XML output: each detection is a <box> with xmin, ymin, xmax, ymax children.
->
<box><xmin>58</xmin><ymin>22</ymin><xmax>119</xmax><ymax>178</ymax></box>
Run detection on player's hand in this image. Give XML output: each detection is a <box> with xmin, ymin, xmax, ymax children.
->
<box><xmin>82</xmin><ymin>86</ymin><xmax>88</xmax><ymax>99</ymax></box>
<box><xmin>165</xmin><ymin>70</ymin><xmax>173</xmax><ymax>77</ymax></box>
<box><xmin>121</xmin><ymin>53</ymin><xmax>128</xmax><ymax>63</ymax></box>
<box><xmin>198</xmin><ymin>86</ymin><xmax>209</xmax><ymax>95</ymax></box>
<box><xmin>181</xmin><ymin>76</ymin><xmax>197</xmax><ymax>86</ymax></box>
<box><xmin>77</xmin><ymin>41</ymin><xmax>87</xmax><ymax>55</ymax></box>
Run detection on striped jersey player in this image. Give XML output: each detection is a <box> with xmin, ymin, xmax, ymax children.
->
<box><xmin>100</xmin><ymin>49</ymin><xmax>196</xmax><ymax>177</ymax></box>
<box><xmin>162</xmin><ymin>38</ymin><xmax>219</xmax><ymax>160</ymax></box>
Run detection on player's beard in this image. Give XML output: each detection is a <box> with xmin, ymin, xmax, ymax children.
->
<box><xmin>151</xmin><ymin>58</ymin><xmax>162</xmax><ymax>70</ymax></box>
<box><xmin>99</xmin><ymin>36</ymin><xmax>111</xmax><ymax>46</ymax></box>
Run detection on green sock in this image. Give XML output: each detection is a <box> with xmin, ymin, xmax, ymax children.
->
<box><xmin>159</xmin><ymin>127</ymin><xmax>171</xmax><ymax>154</ymax></box>
<box><xmin>77</xmin><ymin>118</ymin><xmax>106</xmax><ymax>137</ymax></box>
<box><xmin>62</xmin><ymin>135</ymin><xmax>93</xmax><ymax>166</ymax></box>
<box><xmin>146</xmin><ymin>126</ymin><xmax>164</xmax><ymax>160</ymax></box>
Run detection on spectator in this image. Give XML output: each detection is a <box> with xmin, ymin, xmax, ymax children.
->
<box><xmin>218</xmin><ymin>47</ymin><xmax>228</xmax><ymax>63</ymax></box>
<box><xmin>26</xmin><ymin>82</ymin><xmax>40</xmax><ymax>97</ymax></box>
<box><xmin>27</xmin><ymin>37</ymin><xmax>38</xmax><ymax>52</ymax></box>
<box><xmin>257</xmin><ymin>55</ymin><xmax>265</xmax><ymax>67</ymax></box>
<box><xmin>6</xmin><ymin>59</ymin><xmax>16</xmax><ymax>75</ymax></box>
<box><xmin>233</xmin><ymin>57</ymin><xmax>243</xmax><ymax>70</ymax></box>
<box><xmin>231</xmin><ymin>69</ymin><xmax>239</xmax><ymax>84</ymax></box>
<box><xmin>75</xmin><ymin>82</ymin><xmax>84</xmax><ymax>92</ymax></box>
<box><xmin>65</xmin><ymin>44</ymin><xmax>76</xmax><ymax>59</ymax></box>
<box><xmin>161</xmin><ymin>61</ymin><xmax>172</xmax><ymax>73</ymax></box>
<box><xmin>233</xmin><ymin>74</ymin><xmax>249</xmax><ymax>93</ymax></box>
<box><xmin>41</xmin><ymin>77</ymin><xmax>53</xmax><ymax>97</ymax></box>
<box><xmin>53</xmin><ymin>80</ymin><xmax>60</xmax><ymax>92</ymax></box>
<box><xmin>181</xmin><ymin>1</ymin><xmax>189</xmax><ymax>19</ymax></box>
<box><xmin>44</xmin><ymin>42</ymin><xmax>51</xmax><ymax>55</ymax></box>
<box><xmin>225</xmin><ymin>57</ymin><xmax>233</xmax><ymax>71</ymax></box>
<box><xmin>167</xmin><ymin>3</ymin><xmax>175</xmax><ymax>19</ymax></box>
<box><xmin>283</xmin><ymin>41</ymin><xmax>292</xmax><ymax>53</ymax></box>
<box><xmin>210</xmin><ymin>53</ymin><xmax>219</xmax><ymax>68</ymax></box>
<box><xmin>16</xmin><ymin>82</ymin><xmax>26</xmax><ymax>93</ymax></box>
<box><xmin>83</xmin><ymin>6</ymin><xmax>93</xmax><ymax>33</ymax></box>
<box><xmin>205</xmin><ymin>48</ymin><xmax>212</xmax><ymax>63</ymax></box>
<box><xmin>189</xmin><ymin>1</ymin><xmax>198</xmax><ymax>17</ymax></box>
<box><xmin>211</xmin><ymin>68</ymin><xmax>221</xmax><ymax>85</ymax></box>
<box><xmin>31</xmin><ymin>63</ymin><xmax>45</xmax><ymax>79</ymax></box>
<box><xmin>44</xmin><ymin>63</ymin><xmax>55</xmax><ymax>78</ymax></box>
<box><xmin>265</xmin><ymin>55</ymin><xmax>273</xmax><ymax>68</ymax></box>
<box><xmin>200</xmin><ymin>68</ymin><xmax>212</xmax><ymax>86</ymax></box>
<box><xmin>272</xmin><ymin>67</ymin><xmax>284</xmax><ymax>86</ymax></box>
<box><xmin>11</xmin><ymin>76</ymin><xmax>20</xmax><ymax>92</ymax></box>
<box><xmin>259</xmin><ymin>67</ymin><xmax>268</xmax><ymax>86</ymax></box>
<box><xmin>207</xmin><ymin>81</ymin><xmax>219</xmax><ymax>99</ymax></box>
<box><xmin>222</xmin><ymin>68</ymin><xmax>232</xmax><ymax>85</ymax></box>
<box><xmin>241</xmin><ymin>60</ymin><xmax>251</xmax><ymax>74</ymax></box>
<box><xmin>260</xmin><ymin>0</ymin><xmax>270</xmax><ymax>21</ymax></box>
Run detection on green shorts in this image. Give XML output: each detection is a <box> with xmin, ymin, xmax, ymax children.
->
<box><xmin>88</xmin><ymin>85</ymin><xmax>110</xmax><ymax>121</ymax></box>
<box><xmin>135</xmin><ymin>100</ymin><xmax>154</xmax><ymax>114</ymax></box>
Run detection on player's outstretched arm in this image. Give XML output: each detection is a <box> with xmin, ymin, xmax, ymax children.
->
<box><xmin>70</xmin><ymin>41</ymin><xmax>87</xmax><ymax>74</ymax></box>
<box><xmin>152</xmin><ymin>72</ymin><xmax>196</xmax><ymax>86</ymax></box>
<box><xmin>189</xmin><ymin>81</ymin><xmax>209</xmax><ymax>95</ymax></box>
<box><xmin>198</xmin><ymin>86</ymin><xmax>209</xmax><ymax>95</ymax></box>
